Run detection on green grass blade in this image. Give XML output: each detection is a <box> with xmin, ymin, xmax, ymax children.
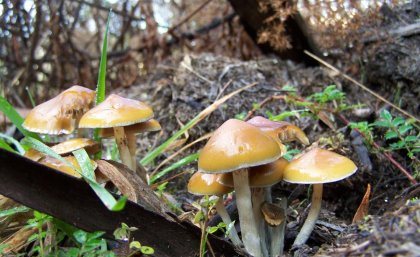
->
<box><xmin>149</xmin><ymin>152</ymin><xmax>199</xmax><ymax>184</ymax></box>
<box><xmin>93</xmin><ymin>10</ymin><xmax>112</xmax><ymax>145</ymax></box>
<box><xmin>73</xmin><ymin>148</ymin><xmax>127</xmax><ymax>211</ymax></box>
<box><xmin>140</xmin><ymin>82</ymin><xmax>258</xmax><ymax>166</ymax></box>
<box><xmin>0</xmin><ymin>138</ymin><xmax>17</xmax><ymax>153</ymax></box>
<box><xmin>0</xmin><ymin>133</ymin><xmax>25</xmax><ymax>154</ymax></box>
<box><xmin>25</xmin><ymin>87</ymin><xmax>36</xmax><ymax>107</ymax></box>
<box><xmin>22</xmin><ymin>137</ymin><xmax>76</xmax><ymax>167</ymax></box>
<box><xmin>0</xmin><ymin>206</ymin><xmax>31</xmax><ymax>218</ymax></box>
<box><xmin>0</xmin><ymin>96</ymin><xmax>40</xmax><ymax>140</ymax></box>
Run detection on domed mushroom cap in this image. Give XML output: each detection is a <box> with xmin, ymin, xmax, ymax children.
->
<box><xmin>219</xmin><ymin>158</ymin><xmax>288</xmax><ymax>188</ymax></box>
<box><xmin>79</xmin><ymin>94</ymin><xmax>154</xmax><ymax>128</ymax></box>
<box><xmin>99</xmin><ymin>119</ymin><xmax>161</xmax><ymax>138</ymax></box>
<box><xmin>198</xmin><ymin>119</ymin><xmax>282</xmax><ymax>173</ymax></box>
<box><xmin>39</xmin><ymin>156</ymin><xmax>97</xmax><ymax>178</ymax></box>
<box><xmin>283</xmin><ymin>148</ymin><xmax>357</xmax><ymax>184</ymax></box>
<box><xmin>188</xmin><ymin>172</ymin><xmax>233</xmax><ymax>196</ymax></box>
<box><xmin>22</xmin><ymin>85</ymin><xmax>95</xmax><ymax>134</ymax></box>
<box><xmin>51</xmin><ymin>138</ymin><xmax>100</xmax><ymax>155</ymax></box>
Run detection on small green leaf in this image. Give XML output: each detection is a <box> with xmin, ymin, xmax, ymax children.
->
<box><xmin>234</xmin><ymin>112</ymin><xmax>246</xmax><ymax>120</ymax></box>
<box><xmin>380</xmin><ymin>110</ymin><xmax>392</xmax><ymax>121</ymax></box>
<box><xmin>140</xmin><ymin>246</ymin><xmax>155</xmax><ymax>255</ymax></box>
<box><xmin>206</xmin><ymin>226</ymin><xmax>219</xmax><ymax>234</ymax></box>
<box><xmin>390</xmin><ymin>140</ymin><xmax>405</xmax><ymax>149</ymax></box>
<box><xmin>373</xmin><ymin>120</ymin><xmax>390</xmax><ymax>128</ymax></box>
<box><xmin>391</xmin><ymin>117</ymin><xmax>405</xmax><ymax>127</ymax></box>
<box><xmin>73</xmin><ymin>230</ymin><xmax>88</xmax><ymax>244</ymax></box>
<box><xmin>194</xmin><ymin>211</ymin><xmax>204</xmax><ymax>223</ymax></box>
<box><xmin>129</xmin><ymin>241</ymin><xmax>141</xmax><ymax>249</ymax></box>
<box><xmin>385</xmin><ymin>131</ymin><xmax>398</xmax><ymax>140</ymax></box>
<box><xmin>404</xmin><ymin>135</ymin><xmax>418</xmax><ymax>142</ymax></box>
<box><xmin>398</xmin><ymin>125</ymin><xmax>412</xmax><ymax>135</ymax></box>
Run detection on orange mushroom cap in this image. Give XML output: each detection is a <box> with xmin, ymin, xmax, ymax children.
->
<box><xmin>22</xmin><ymin>85</ymin><xmax>95</xmax><ymax>134</ymax></box>
<box><xmin>219</xmin><ymin>158</ymin><xmax>288</xmax><ymax>188</ymax></box>
<box><xmin>283</xmin><ymin>148</ymin><xmax>357</xmax><ymax>184</ymax></box>
<box><xmin>99</xmin><ymin>119</ymin><xmax>161</xmax><ymax>138</ymax></box>
<box><xmin>51</xmin><ymin>138</ymin><xmax>100</xmax><ymax>155</ymax></box>
<box><xmin>198</xmin><ymin>119</ymin><xmax>282</xmax><ymax>173</ymax></box>
<box><xmin>188</xmin><ymin>172</ymin><xmax>233</xmax><ymax>196</ymax></box>
<box><xmin>79</xmin><ymin>94</ymin><xmax>153</xmax><ymax>128</ymax></box>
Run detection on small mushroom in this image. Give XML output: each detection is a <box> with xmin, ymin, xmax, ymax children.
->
<box><xmin>79</xmin><ymin>94</ymin><xmax>153</xmax><ymax>173</ymax></box>
<box><xmin>198</xmin><ymin>119</ymin><xmax>282</xmax><ymax>257</ymax></box>
<box><xmin>283</xmin><ymin>148</ymin><xmax>357</xmax><ymax>248</ymax></box>
<box><xmin>23</xmin><ymin>85</ymin><xmax>95</xmax><ymax>135</ymax></box>
<box><xmin>187</xmin><ymin>172</ymin><xmax>242</xmax><ymax>247</ymax></box>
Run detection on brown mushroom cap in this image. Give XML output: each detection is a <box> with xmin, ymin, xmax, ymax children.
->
<box><xmin>188</xmin><ymin>172</ymin><xmax>233</xmax><ymax>196</ymax></box>
<box><xmin>51</xmin><ymin>138</ymin><xmax>100</xmax><ymax>155</ymax></box>
<box><xmin>99</xmin><ymin>119</ymin><xmax>161</xmax><ymax>138</ymax></box>
<box><xmin>198</xmin><ymin>119</ymin><xmax>282</xmax><ymax>174</ymax></box>
<box><xmin>219</xmin><ymin>158</ymin><xmax>288</xmax><ymax>188</ymax></box>
<box><xmin>79</xmin><ymin>94</ymin><xmax>153</xmax><ymax>128</ymax></box>
<box><xmin>22</xmin><ymin>85</ymin><xmax>95</xmax><ymax>134</ymax></box>
<box><xmin>39</xmin><ymin>156</ymin><xmax>97</xmax><ymax>178</ymax></box>
<box><xmin>283</xmin><ymin>148</ymin><xmax>357</xmax><ymax>184</ymax></box>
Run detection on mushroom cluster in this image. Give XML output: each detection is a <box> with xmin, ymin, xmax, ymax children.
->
<box><xmin>22</xmin><ymin>86</ymin><xmax>160</xmax><ymax>183</ymax></box>
<box><xmin>188</xmin><ymin>117</ymin><xmax>357</xmax><ymax>257</ymax></box>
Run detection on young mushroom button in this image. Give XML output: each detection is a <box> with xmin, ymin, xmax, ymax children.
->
<box><xmin>283</xmin><ymin>148</ymin><xmax>357</xmax><ymax>248</ymax></box>
<box><xmin>198</xmin><ymin>119</ymin><xmax>282</xmax><ymax>257</ymax></box>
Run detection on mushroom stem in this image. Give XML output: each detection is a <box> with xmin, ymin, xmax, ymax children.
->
<box><xmin>233</xmin><ymin>169</ymin><xmax>262</xmax><ymax>257</ymax></box>
<box><xmin>252</xmin><ymin>188</ymin><xmax>269</xmax><ymax>257</ymax></box>
<box><xmin>113</xmin><ymin>126</ymin><xmax>134</xmax><ymax>170</ymax></box>
<box><xmin>270</xmin><ymin>196</ymin><xmax>287</xmax><ymax>257</ymax></box>
<box><xmin>292</xmin><ymin>184</ymin><xmax>323</xmax><ymax>248</ymax></box>
<box><xmin>214</xmin><ymin>197</ymin><xmax>243</xmax><ymax>247</ymax></box>
<box><xmin>126</xmin><ymin>132</ymin><xmax>138</xmax><ymax>170</ymax></box>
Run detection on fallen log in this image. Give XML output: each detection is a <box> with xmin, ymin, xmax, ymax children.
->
<box><xmin>0</xmin><ymin>148</ymin><xmax>244</xmax><ymax>257</ymax></box>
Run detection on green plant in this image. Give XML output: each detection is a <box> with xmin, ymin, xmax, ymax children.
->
<box><xmin>113</xmin><ymin>223</ymin><xmax>154</xmax><ymax>256</ymax></box>
<box><xmin>349</xmin><ymin>121</ymin><xmax>375</xmax><ymax>145</ymax></box>
<box><xmin>373</xmin><ymin>110</ymin><xmax>419</xmax><ymax>159</ymax></box>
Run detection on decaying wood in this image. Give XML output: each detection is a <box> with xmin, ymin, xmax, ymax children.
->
<box><xmin>0</xmin><ymin>149</ymin><xmax>244</xmax><ymax>257</ymax></box>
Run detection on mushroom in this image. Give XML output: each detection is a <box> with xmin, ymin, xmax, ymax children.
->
<box><xmin>79</xmin><ymin>94</ymin><xmax>154</xmax><ymax>173</ymax></box>
<box><xmin>51</xmin><ymin>138</ymin><xmax>100</xmax><ymax>156</ymax></box>
<box><xmin>247</xmin><ymin>116</ymin><xmax>309</xmax><ymax>146</ymax></box>
<box><xmin>283</xmin><ymin>148</ymin><xmax>357</xmax><ymax>248</ymax></box>
<box><xmin>187</xmin><ymin>172</ymin><xmax>242</xmax><ymax>247</ymax></box>
<box><xmin>99</xmin><ymin>119</ymin><xmax>161</xmax><ymax>170</ymax></box>
<box><xmin>40</xmin><ymin>155</ymin><xmax>97</xmax><ymax>178</ymax></box>
<box><xmin>219</xmin><ymin>158</ymin><xmax>288</xmax><ymax>256</ymax></box>
<box><xmin>22</xmin><ymin>85</ymin><xmax>95</xmax><ymax>135</ymax></box>
<box><xmin>198</xmin><ymin>119</ymin><xmax>282</xmax><ymax>257</ymax></box>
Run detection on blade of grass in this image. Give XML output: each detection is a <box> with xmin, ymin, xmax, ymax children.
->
<box><xmin>149</xmin><ymin>152</ymin><xmax>199</xmax><ymax>184</ymax></box>
<box><xmin>25</xmin><ymin>87</ymin><xmax>36</xmax><ymax>107</ymax></box>
<box><xmin>0</xmin><ymin>133</ymin><xmax>25</xmax><ymax>154</ymax></box>
<box><xmin>0</xmin><ymin>96</ymin><xmax>40</xmax><ymax>140</ymax></box>
<box><xmin>93</xmin><ymin>10</ymin><xmax>112</xmax><ymax>143</ymax></box>
<box><xmin>141</xmin><ymin>82</ymin><xmax>258</xmax><ymax>166</ymax></box>
<box><xmin>0</xmin><ymin>138</ymin><xmax>17</xmax><ymax>153</ymax></box>
<box><xmin>73</xmin><ymin>148</ymin><xmax>127</xmax><ymax>211</ymax></box>
<box><xmin>22</xmin><ymin>137</ymin><xmax>126</xmax><ymax>211</ymax></box>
